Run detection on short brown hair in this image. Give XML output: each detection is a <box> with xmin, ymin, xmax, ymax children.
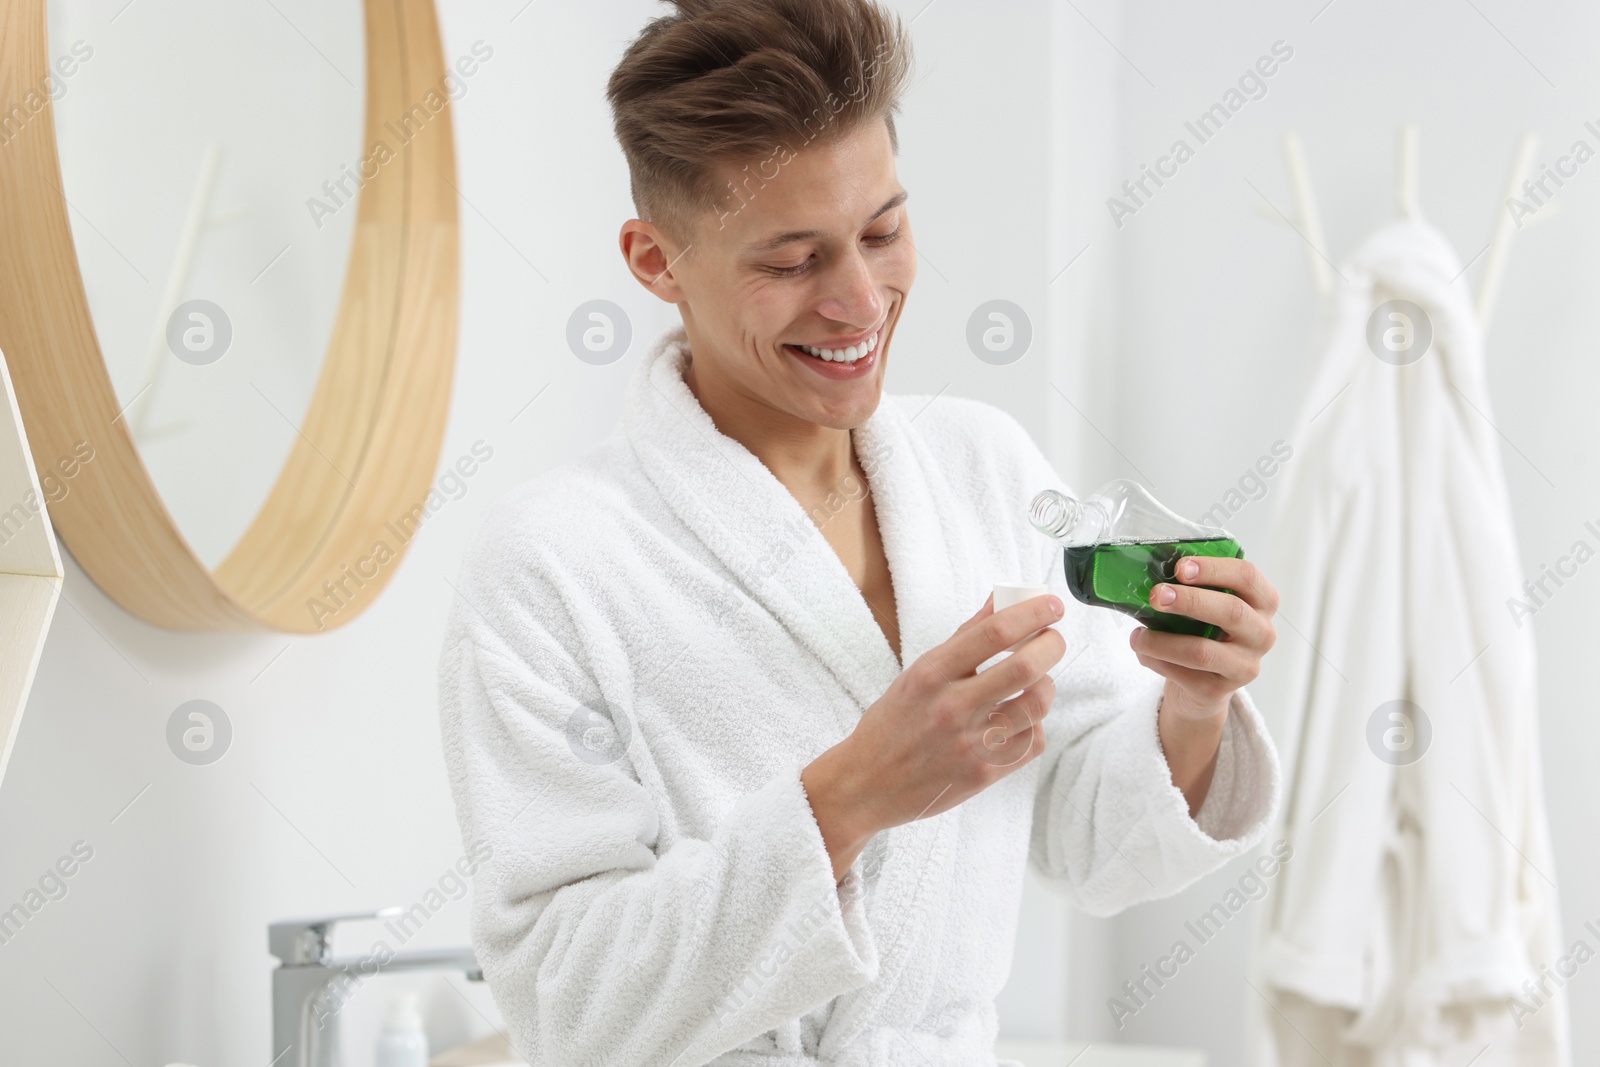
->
<box><xmin>606</xmin><ymin>0</ymin><xmax>914</xmax><ymax>242</ymax></box>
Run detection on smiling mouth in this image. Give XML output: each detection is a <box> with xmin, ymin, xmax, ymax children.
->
<box><xmin>785</xmin><ymin>313</ymin><xmax>890</xmax><ymax>364</ymax></box>
<box><xmin>786</xmin><ymin>331</ymin><xmax>880</xmax><ymax>364</ymax></box>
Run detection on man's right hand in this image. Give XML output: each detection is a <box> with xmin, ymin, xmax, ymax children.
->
<box><xmin>802</xmin><ymin>592</ymin><xmax>1067</xmax><ymax>881</ymax></box>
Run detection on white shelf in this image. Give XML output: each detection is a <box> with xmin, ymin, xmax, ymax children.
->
<box><xmin>0</xmin><ymin>346</ymin><xmax>63</xmax><ymax>791</ymax></box>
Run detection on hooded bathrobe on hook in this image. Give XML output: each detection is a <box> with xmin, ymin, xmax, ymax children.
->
<box><xmin>438</xmin><ymin>325</ymin><xmax>1283</xmax><ymax>1067</ymax></box>
<box><xmin>1247</xmin><ymin>219</ymin><xmax>1568</xmax><ymax>1066</ymax></box>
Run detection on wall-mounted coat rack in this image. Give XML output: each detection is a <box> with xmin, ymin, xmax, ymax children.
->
<box><xmin>1262</xmin><ymin>122</ymin><xmax>1542</xmax><ymax>332</ymax></box>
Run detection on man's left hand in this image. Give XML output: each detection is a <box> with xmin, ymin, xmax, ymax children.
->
<box><xmin>1130</xmin><ymin>555</ymin><xmax>1280</xmax><ymax>813</ymax></box>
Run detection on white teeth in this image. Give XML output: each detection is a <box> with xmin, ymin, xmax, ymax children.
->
<box><xmin>797</xmin><ymin>331</ymin><xmax>878</xmax><ymax>363</ymax></box>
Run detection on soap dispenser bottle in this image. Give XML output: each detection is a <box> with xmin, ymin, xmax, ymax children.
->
<box><xmin>1028</xmin><ymin>478</ymin><xmax>1243</xmax><ymax>640</ymax></box>
<box><xmin>375</xmin><ymin>990</ymin><xmax>428</xmax><ymax>1067</ymax></box>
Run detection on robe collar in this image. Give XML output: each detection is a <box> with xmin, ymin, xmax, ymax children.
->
<box><xmin>622</xmin><ymin>325</ymin><xmax>979</xmax><ymax>1051</ymax></box>
<box><xmin>622</xmin><ymin>324</ymin><xmax>982</xmax><ymax>714</ymax></box>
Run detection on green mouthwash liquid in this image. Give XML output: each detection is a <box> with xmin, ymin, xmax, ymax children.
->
<box><xmin>1062</xmin><ymin>537</ymin><xmax>1244</xmax><ymax>639</ymax></box>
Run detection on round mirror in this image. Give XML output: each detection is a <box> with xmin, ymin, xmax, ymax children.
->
<box><xmin>0</xmin><ymin>0</ymin><xmax>459</xmax><ymax>633</ymax></box>
<box><xmin>49</xmin><ymin>0</ymin><xmax>364</xmax><ymax>569</ymax></box>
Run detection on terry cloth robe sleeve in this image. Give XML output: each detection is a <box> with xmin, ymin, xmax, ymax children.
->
<box><xmin>437</xmin><ymin>520</ymin><xmax>879</xmax><ymax>1067</ymax></box>
<box><xmin>979</xmin><ymin>407</ymin><xmax>1284</xmax><ymax>916</ymax></box>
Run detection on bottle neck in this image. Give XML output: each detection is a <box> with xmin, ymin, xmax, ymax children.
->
<box><xmin>1028</xmin><ymin>490</ymin><xmax>1107</xmax><ymax>545</ymax></box>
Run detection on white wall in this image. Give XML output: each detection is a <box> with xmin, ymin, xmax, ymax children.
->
<box><xmin>1078</xmin><ymin>1</ymin><xmax>1600</xmax><ymax>1063</ymax></box>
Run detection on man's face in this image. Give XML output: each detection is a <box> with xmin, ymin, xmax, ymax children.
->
<box><xmin>647</xmin><ymin>119</ymin><xmax>916</xmax><ymax>430</ymax></box>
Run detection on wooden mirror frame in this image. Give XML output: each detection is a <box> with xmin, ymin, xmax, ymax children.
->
<box><xmin>0</xmin><ymin>0</ymin><xmax>459</xmax><ymax>633</ymax></box>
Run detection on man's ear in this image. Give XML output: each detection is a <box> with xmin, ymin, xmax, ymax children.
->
<box><xmin>620</xmin><ymin>220</ymin><xmax>689</xmax><ymax>303</ymax></box>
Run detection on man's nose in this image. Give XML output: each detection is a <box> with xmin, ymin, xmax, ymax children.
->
<box><xmin>814</xmin><ymin>247</ymin><xmax>884</xmax><ymax>329</ymax></box>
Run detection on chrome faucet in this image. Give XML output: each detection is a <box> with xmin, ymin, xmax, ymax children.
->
<box><xmin>269</xmin><ymin>908</ymin><xmax>484</xmax><ymax>1067</ymax></box>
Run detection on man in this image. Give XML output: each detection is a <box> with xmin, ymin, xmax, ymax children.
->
<box><xmin>438</xmin><ymin>1</ymin><xmax>1282</xmax><ymax>1064</ymax></box>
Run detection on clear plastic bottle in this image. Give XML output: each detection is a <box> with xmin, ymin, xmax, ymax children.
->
<box><xmin>374</xmin><ymin>991</ymin><xmax>428</xmax><ymax>1067</ymax></box>
<box><xmin>1028</xmin><ymin>478</ymin><xmax>1243</xmax><ymax>640</ymax></box>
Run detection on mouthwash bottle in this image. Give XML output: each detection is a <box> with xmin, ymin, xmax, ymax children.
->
<box><xmin>1028</xmin><ymin>479</ymin><xmax>1243</xmax><ymax>640</ymax></box>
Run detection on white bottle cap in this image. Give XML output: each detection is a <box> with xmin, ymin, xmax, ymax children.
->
<box><xmin>382</xmin><ymin>990</ymin><xmax>424</xmax><ymax>1032</ymax></box>
<box><xmin>993</xmin><ymin>582</ymin><xmax>1049</xmax><ymax>612</ymax></box>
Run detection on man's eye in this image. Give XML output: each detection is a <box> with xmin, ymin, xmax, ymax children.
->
<box><xmin>764</xmin><ymin>229</ymin><xmax>899</xmax><ymax>277</ymax></box>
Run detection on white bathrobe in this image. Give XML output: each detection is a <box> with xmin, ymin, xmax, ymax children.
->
<box><xmin>1248</xmin><ymin>219</ymin><xmax>1568</xmax><ymax>1066</ymax></box>
<box><xmin>438</xmin><ymin>325</ymin><xmax>1282</xmax><ymax>1067</ymax></box>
